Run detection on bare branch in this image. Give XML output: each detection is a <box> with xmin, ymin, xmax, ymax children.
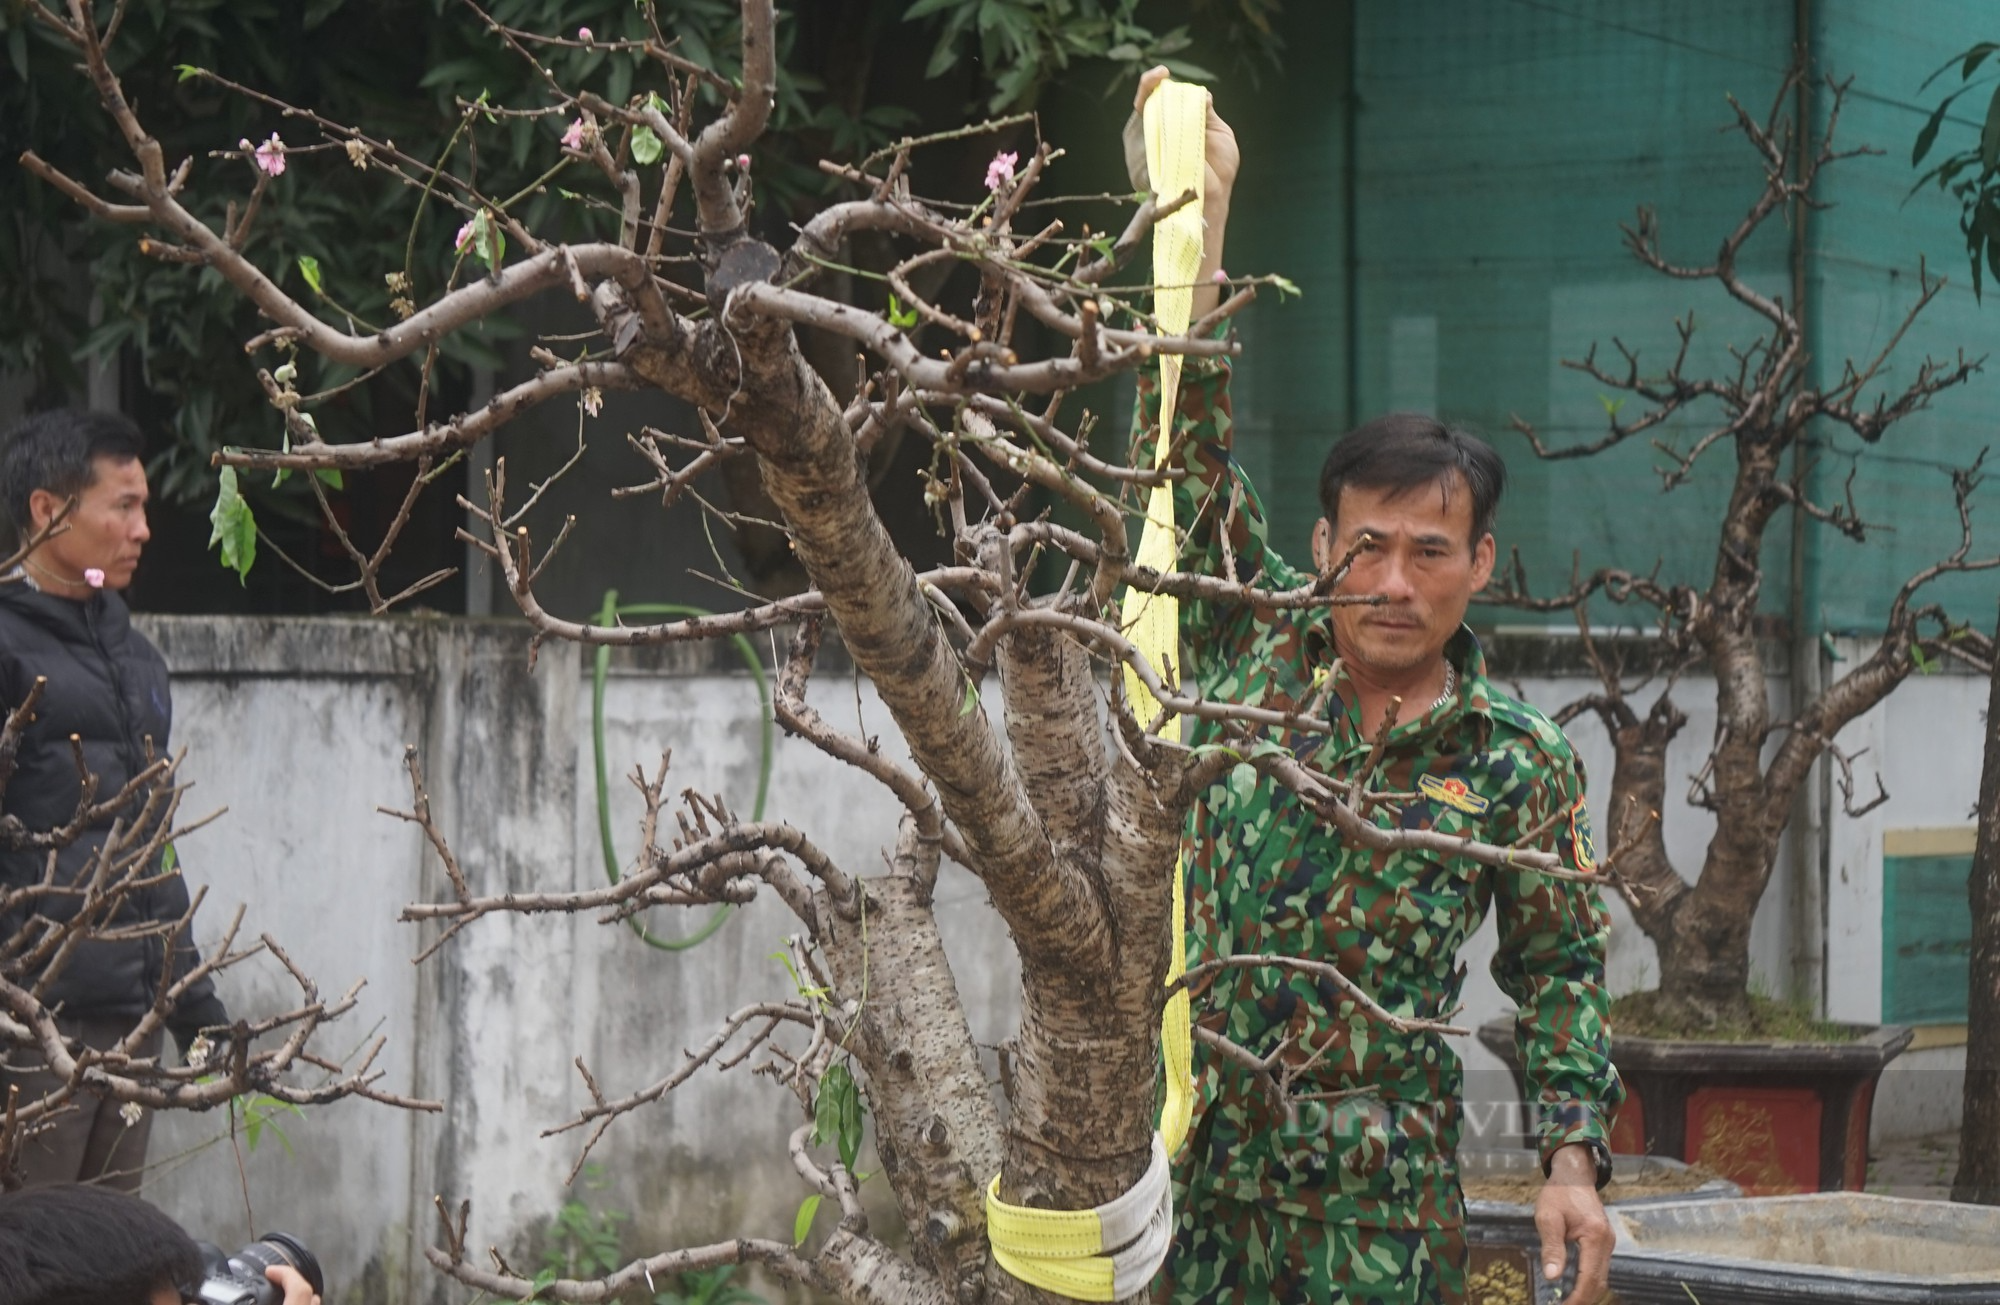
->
<box><xmin>1176</xmin><ymin>954</ymin><xmax>1467</xmax><ymax>1037</ymax></box>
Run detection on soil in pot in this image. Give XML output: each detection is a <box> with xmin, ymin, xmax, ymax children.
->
<box><xmin>1610</xmin><ymin>990</ymin><xmax>1857</xmax><ymax>1043</ymax></box>
<box><xmin>1463</xmin><ymin>1159</ymin><xmax>1725</xmax><ymax>1206</ymax></box>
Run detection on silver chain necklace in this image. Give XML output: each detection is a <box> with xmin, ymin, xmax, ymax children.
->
<box><xmin>1430</xmin><ymin>662</ymin><xmax>1458</xmax><ymax>714</ymax></box>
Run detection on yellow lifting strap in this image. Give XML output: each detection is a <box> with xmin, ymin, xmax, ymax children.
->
<box><xmin>984</xmin><ymin>77</ymin><xmax>1207</xmax><ymax>1302</ymax></box>
<box><xmin>1131</xmin><ymin>74</ymin><xmax>1208</xmax><ymax>1167</ymax></box>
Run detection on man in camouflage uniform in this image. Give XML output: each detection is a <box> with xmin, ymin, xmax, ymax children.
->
<box><xmin>1129</xmin><ymin>70</ymin><xmax>1623</xmax><ymax>1305</ymax></box>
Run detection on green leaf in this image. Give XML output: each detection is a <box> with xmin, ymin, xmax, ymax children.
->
<box><xmin>887</xmin><ymin>293</ymin><xmax>919</xmax><ymax>330</ymax></box>
<box><xmin>923</xmin><ymin>31</ymin><xmax>963</xmax><ymax>81</ymax></box>
<box><xmin>1971</xmin><ymin>193</ymin><xmax>2000</xmax><ymax>302</ymax></box>
<box><xmin>1157</xmin><ymin>58</ymin><xmax>1217</xmax><ymax>83</ymax></box>
<box><xmin>207</xmin><ymin>466</ymin><xmax>257</xmax><ymax>584</ymax></box>
<box><xmin>1985</xmin><ymin>197</ymin><xmax>2000</xmax><ymax>287</ymax></box>
<box><xmin>316</xmin><ymin>468</ymin><xmax>344</xmax><ymax>490</ymax></box>
<box><xmin>1964</xmin><ymin>42</ymin><xmax>2000</xmax><ymax>83</ymax></box>
<box><xmin>770</xmin><ymin>950</ymin><xmax>830</xmax><ymax>1001</ymax></box>
<box><xmin>958</xmin><ymin>678</ymin><xmax>979</xmax><ymax>716</ymax></box>
<box><xmin>631</xmin><ymin>125</ymin><xmax>664</xmax><ymax>165</ymax></box>
<box><xmin>236</xmin><ymin>1092</ymin><xmax>302</xmax><ymax>1155</ymax></box>
<box><xmin>1981</xmin><ymin>83</ymin><xmax>2000</xmax><ymax>178</ymax></box>
<box><xmin>297</xmin><ymin>255</ymin><xmax>324</xmax><ymax>297</ymax></box>
<box><xmin>1267</xmin><ymin>273</ymin><xmax>1302</xmax><ymax>299</ymax></box>
<box><xmin>792</xmin><ymin>1193</ymin><xmax>822</xmax><ymax>1246</ymax></box>
<box><xmin>173</xmin><ymin>63</ymin><xmax>207</xmax><ymax>83</ymax></box>
<box><xmin>459</xmin><ymin>211</ymin><xmax>507</xmax><ymax>273</ymax></box>
<box><xmin>1920</xmin><ymin>42</ymin><xmax>1998</xmax><ymax>91</ymax></box>
<box><xmin>812</xmin><ymin>1062</ymin><xmax>865</xmax><ymax>1171</ymax></box>
<box><xmin>1913</xmin><ymin>88</ymin><xmax>1967</xmax><ymax>166</ymax></box>
<box><xmin>161</xmin><ymin>842</ymin><xmax>178</xmax><ymax>873</ymax></box>
<box><xmin>417</xmin><ymin>56</ymin><xmax>488</xmax><ymax>90</ymax></box>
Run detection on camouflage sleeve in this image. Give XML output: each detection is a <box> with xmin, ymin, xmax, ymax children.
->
<box><xmin>1130</xmin><ymin>352</ymin><xmax>1303</xmax><ymax>666</ymax></box>
<box><xmin>1487</xmin><ymin>748</ymin><xmax>1627</xmax><ymax>1168</ymax></box>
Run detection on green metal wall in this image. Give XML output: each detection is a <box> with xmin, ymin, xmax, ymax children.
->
<box><xmin>1215</xmin><ymin>0</ymin><xmax>1355</xmax><ymax>560</ymax></box>
<box><xmin>1805</xmin><ymin>0</ymin><xmax>1995</xmax><ymax>635</ymax></box>
<box><xmin>1224</xmin><ymin>0</ymin><xmax>1996</xmax><ymax>634</ymax></box>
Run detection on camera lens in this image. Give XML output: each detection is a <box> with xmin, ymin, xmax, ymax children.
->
<box><xmin>227</xmin><ymin>1233</ymin><xmax>324</xmax><ymax>1300</ymax></box>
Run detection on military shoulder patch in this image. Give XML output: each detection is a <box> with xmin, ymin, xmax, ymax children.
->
<box><xmin>1418</xmin><ymin>773</ymin><xmax>1491</xmax><ymax>816</ymax></box>
<box><xmin>1569</xmin><ymin>796</ymin><xmax>1598</xmax><ymax>871</ymax></box>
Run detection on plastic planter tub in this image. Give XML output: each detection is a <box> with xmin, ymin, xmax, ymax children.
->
<box><xmin>1608</xmin><ymin>1192</ymin><xmax>2000</xmax><ymax>1303</ymax></box>
<box><xmin>1461</xmin><ymin>1149</ymin><xmax>1737</xmax><ymax>1305</ymax></box>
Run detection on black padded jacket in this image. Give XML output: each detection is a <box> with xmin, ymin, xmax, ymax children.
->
<box><xmin>0</xmin><ymin>579</ymin><xmax>227</xmax><ymax>1048</ymax></box>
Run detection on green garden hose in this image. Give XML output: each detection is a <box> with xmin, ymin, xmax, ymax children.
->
<box><xmin>593</xmin><ymin>589</ymin><xmax>774</xmax><ymax>951</ymax></box>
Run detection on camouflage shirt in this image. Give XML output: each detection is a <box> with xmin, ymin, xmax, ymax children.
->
<box><xmin>1136</xmin><ymin>354</ymin><xmax>1624</xmax><ymax>1231</ymax></box>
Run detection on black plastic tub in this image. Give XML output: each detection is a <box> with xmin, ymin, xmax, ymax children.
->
<box><xmin>1460</xmin><ymin>1149</ymin><xmax>1738</xmax><ymax>1305</ymax></box>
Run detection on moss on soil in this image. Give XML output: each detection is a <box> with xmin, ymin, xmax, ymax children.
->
<box><xmin>1610</xmin><ymin>990</ymin><xmax>1858</xmax><ymax>1044</ymax></box>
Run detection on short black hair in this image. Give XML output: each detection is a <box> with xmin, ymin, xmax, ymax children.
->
<box><xmin>0</xmin><ymin>408</ymin><xmax>147</xmax><ymax>546</ymax></box>
<box><xmin>0</xmin><ymin>1184</ymin><xmax>202</xmax><ymax>1305</ymax></box>
<box><xmin>1317</xmin><ymin>412</ymin><xmax>1506</xmax><ymax>547</ymax></box>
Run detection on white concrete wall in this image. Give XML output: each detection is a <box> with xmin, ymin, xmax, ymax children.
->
<box><xmin>117</xmin><ymin>616</ymin><xmax>1978</xmax><ymax>1303</ymax></box>
<box><xmin>133</xmin><ymin>617</ymin><xmax>1016</xmax><ymax>1305</ymax></box>
<box><xmin>1821</xmin><ymin>636</ymin><xmax>1987</xmax><ymax>1141</ymax></box>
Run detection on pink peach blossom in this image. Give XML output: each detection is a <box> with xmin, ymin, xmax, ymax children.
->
<box><xmin>561</xmin><ymin>118</ymin><xmax>586</xmax><ymax>151</ymax></box>
<box><xmin>253</xmin><ymin>133</ymin><xmax>286</xmax><ymax>177</ymax></box>
<box><xmin>84</xmin><ymin>568</ymin><xmax>105</xmax><ymax>589</ymax></box>
<box><xmin>983</xmin><ymin>150</ymin><xmax>1018</xmax><ymax>193</ymax></box>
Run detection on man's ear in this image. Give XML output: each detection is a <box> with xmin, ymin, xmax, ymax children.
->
<box><xmin>1312</xmin><ymin>517</ymin><xmax>1332</xmax><ymax>572</ymax></box>
<box><xmin>26</xmin><ymin>487</ymin><xmax>66</xmax><ymax>534</ymax></box>
<box><xmin>1471</xmin><ymin>531</ymin><xmax>1497</xmax><ymax>591</ymax></box>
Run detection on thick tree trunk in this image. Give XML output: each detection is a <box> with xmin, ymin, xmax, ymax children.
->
<box><xmin>1653</xmin><ymin>895</ymin><xmax>1759</xmax><ymax>1027</ymax></box>
<box><xmin>987</xmin><ymin>629</ymin><xmax>1182</xmax><ymax>1304</ymax></box>
<box><xmin>1600</xmin><ymin>695</ymin><xmax>1690</xmax><ymax>945</ymax></box>
<box><xmin>708</xmin><ymin>319</ymin><xmax>1179</xmax><ymax>1302</ymax></box>
<box><xmin>1954</xmin><ymin>602</ymin><xmax>2000</xmax><ymax>1205</ymax></box>
<box><xmin>820</xmin><ymin>872</ymin><xmax>1001</xmax><ymax>1291</ymax></box>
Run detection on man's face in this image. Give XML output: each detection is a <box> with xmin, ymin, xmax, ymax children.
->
<box><xmin>1313</xmin><ymin>474</ymin><xmax>1495</xmax><ymax>679</ymax></box>
<box><xmin>31</xmin><ymin>454</ymin><xmax>151</xmax><ymax>590</ymax></box>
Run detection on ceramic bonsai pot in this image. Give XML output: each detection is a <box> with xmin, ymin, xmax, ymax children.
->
<box><xmin>1477</xmin><ymin>1017</ymin><xmax>1914</xmax><ymax>1194</ymax></box>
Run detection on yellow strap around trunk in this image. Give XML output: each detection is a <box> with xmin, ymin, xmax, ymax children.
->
<box><xmin>984</xmin><ymin>77</ymin><xmax>1207</xmax><ymax>1302</ymax></box>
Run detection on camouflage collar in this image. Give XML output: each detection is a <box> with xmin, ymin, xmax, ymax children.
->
<box><xmin>1307</xmin><ymin>621</ymin><xmax>1497</xmax><ymax>732</ymax></box>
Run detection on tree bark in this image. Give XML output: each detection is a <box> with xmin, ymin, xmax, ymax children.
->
<box><xmin>1598</xmin><ymin>695</ymin><xmax>1690</xmax><ymax>948</ymax></box>
<box><xmin>819</xmin><ymin>873</ymin><xmax>1001</xmax><ymax>1292</ymax></box>
<box><xmin>1954</xmin><ymin>600</ymin><xmax>2000</xmax><ymax>1205</ymax></box>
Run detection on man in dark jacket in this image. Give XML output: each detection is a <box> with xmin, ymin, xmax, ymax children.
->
<box><xmin>0</xmin><ymin>408</ymin><xmax>227</xmax><ymax>1190</ymax></box>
